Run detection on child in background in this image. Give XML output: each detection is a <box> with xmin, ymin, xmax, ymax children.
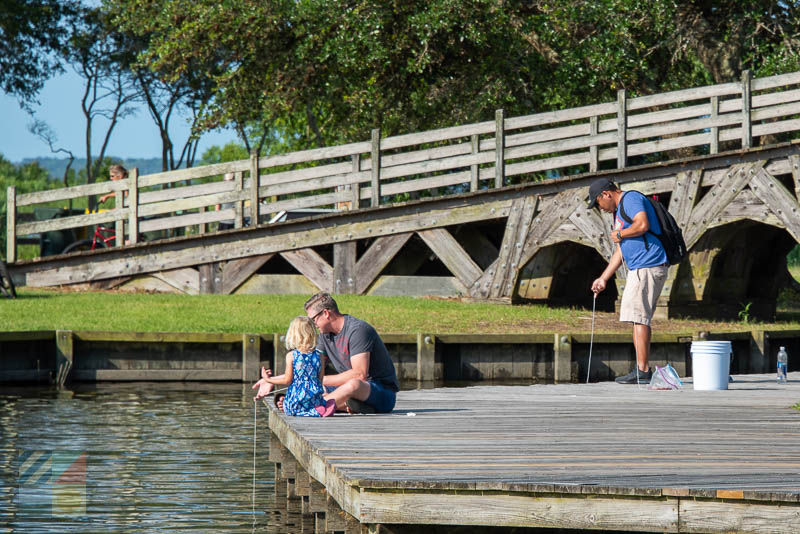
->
<box><xmin>252</xmin><ymin>316</ymin><xmax>335</xmax><ymax>417</ymax></box>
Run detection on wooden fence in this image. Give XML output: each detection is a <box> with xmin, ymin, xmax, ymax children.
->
<box><xmin>7</xmin><ymin>69</ymin><xmax>800</xmax><ymax>263</ymax></box>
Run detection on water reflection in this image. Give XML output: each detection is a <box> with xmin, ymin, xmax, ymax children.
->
<box><xmin>0</xmin><ymin>383</ymin><xmax>274</xmax><ymax>533</ymax></box>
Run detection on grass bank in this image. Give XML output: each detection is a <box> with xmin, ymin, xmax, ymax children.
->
<box><xmin>2</xmin><ymin>288</ymin><xmax>799</xmax><ymax>335</ymax></box>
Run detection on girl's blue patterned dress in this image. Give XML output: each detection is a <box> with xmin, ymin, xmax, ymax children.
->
<box><xmin>283</xmin><ymin>349</ymin><xmax>325</xmax><ymax>417</ymax></box>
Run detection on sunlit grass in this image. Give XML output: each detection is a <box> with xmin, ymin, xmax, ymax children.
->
<box><xmin>2</xmin><ymin>288</ymin><xmax>800</xmax><ymax>335</ymax></box>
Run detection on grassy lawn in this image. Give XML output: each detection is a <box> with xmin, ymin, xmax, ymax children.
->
<box><xmin>2</xmin><ymin>287</ymin><xmax>799</xmax><ymax>335</ymax></box>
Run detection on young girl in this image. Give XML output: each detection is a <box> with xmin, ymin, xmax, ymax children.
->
<box><xmin>252</xmin><ymin>316</ymin><xmax>335</xmax><ymax>417</ymax></box>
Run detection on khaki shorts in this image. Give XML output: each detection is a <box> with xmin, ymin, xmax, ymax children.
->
<box><xmin>620</xmin><ymin>265</ymin><xmax>668</xmax><ymax>326</ymax></box>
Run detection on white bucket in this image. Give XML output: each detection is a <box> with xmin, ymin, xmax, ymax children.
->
<box><xmin>690</xmin><ymin>341</ymin><xmax>731</xmax><ymax>390</ymax></box>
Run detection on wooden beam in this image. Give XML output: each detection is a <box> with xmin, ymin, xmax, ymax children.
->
<box><xmin>199</xmin><ymin>263</ymin><xmax>221</xmax><ymax>294</ymax></box>
<box><xmin>471</xmin><ymin>194</ymin><xmax>541</xmax><ymax>299</ymax></box>
<box><xmin>152</xmin><ymin>268</ymin><xmax>200</xmax><ymax>295</ymax></box>
<box><xmin>353</xmin><ymin>233</ymin><xmax>412</xmax><ymax>294</ymax></box>
<box><xmin>452</xmin><ymin>227</ymin><xmax>499</xmax><ymax>270</ymax></box>
<box><xmin>470</xmin><ymin>134</ymin><xmax>479</xmax><ymax>192</ymax></box>
<box><xmin>617</xmin><ymin>89</ymin><xmax>627</xmax><ymax>168</ymax></box>
<box><xmin>683</xmin><ymin>161</ymin><xmax>765</xmax><ymax>248</ymax></box>
<box><xmin>589</xmin><ymin>116</ymin><xmax>599</xmax><ymax>172</ymax></box>
<box><xmin>334</xmin><ymin>242</ymin><xmax>357</xmax><ymax>294</ymax></box>
<box><xmin>790</xmin><ymin>154</ymin><xmax>800</xmax><ymax>202</ymax></box>
<box><xmin>517</xmin><ymin>190</ymin><xmax>585</xmax><ymax>273</ymax></box>
<box><xmin>417</xmin><ymin>228</ymin><xmax>482</xmax><ymax>288</ymax></box>
<box><xmin>249</xmin><ymin>151</ymin><xmax>259</xmax><ymax>226</ymax></box>
<box><xmin>55</xmin><ymin>330</ymin><xmax>73</xmax><ymax>387</ymax></box>
<box><xmin>748</xmin><ymin>167</ymin><xmax>800</xmax><ymax>242</ymax></box>
<box><xmin>568</xmin><ymin>206</ymin><xmax>614</xmax><ymax>261</ymax></box>
<box><xmin>741</xmin><ymin>70</ymin><xmax>752</xmax><ymax>149</ymax></box>
<box><xmin>242</xmin><ymin>334</ymin><xmax>260</xmax><ymax>383</ymax></box>
<box><xmin>222</xmin><ymin>254</ymin><xmax>273</xmax><ymax>294</ymax></box>
<box><xmin>371</xmin><ymin>128</ymin><xmax>381</xmax><ymax>207</ymax></box>
<box><xmin>281</xmin><ymin>248</ymin><xmax>333</xmax><ymax>293</ymax></box>
<box><xmin>495</xmin><ymin>109</ymin><xmax>505</xmax><ymax>188</ymax></box>
<box><xmin>669</xmin><ymin>169</ymin><xmax>703</xmax><ymax>230</ymax></box>
<box><xmin>128</xmin><ymin>168</ymin><xmax>139</xmax><ymax>244</ymax></box>
<box><xmin>7</xmin><ymin>186</ymin><xmax>16</xmax><ymax>263</ymax></box>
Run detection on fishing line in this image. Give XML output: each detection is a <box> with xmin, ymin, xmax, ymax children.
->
<box><xmin>586</xmin><ymin>293</ymin><xmax>596</xmax><ymax>384</ymax></box>
<box><xmin>252</xmin><ymin>398</ymin><xmax>257</xmax><ymax>532</ymax></box>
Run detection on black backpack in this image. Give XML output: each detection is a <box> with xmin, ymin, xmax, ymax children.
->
<box><xmin>618</xmin><ymin>191</ymin><xmax>687</xmax><ymax>266</ymax></box>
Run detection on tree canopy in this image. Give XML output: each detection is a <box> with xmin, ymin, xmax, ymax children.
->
<box><xmin>0</xmin><ymin>1</ymin><xmax>80</xmax><ymax>104</ymax></box>
<box><xmin>109</xmin><ymin>0</ymin><xmax>800</xmax><ymax>149</ymax></box>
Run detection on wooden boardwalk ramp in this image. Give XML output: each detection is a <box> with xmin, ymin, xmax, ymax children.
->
<box><xmin>266</xmin><ymin>373</ymin><xmax>800</xmax><ymax>533</ymax></box>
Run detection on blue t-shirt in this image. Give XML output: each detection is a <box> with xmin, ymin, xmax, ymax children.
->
<box><xmin>615</xmin><ymin>191</ymin><xmax>667</xmax><ymax>270</ymax></box>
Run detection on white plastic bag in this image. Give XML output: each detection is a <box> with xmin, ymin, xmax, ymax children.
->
<box><xmin>648</xmin><ymin>363</ymin><xmax>683</xmax><ymax>390</ymax></box>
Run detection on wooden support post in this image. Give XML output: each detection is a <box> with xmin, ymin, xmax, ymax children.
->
<box><xmin>417</xmin><ymin>333</ymin><xmax>435</xmax><ymax>383</ymax></box>
<box><xmin>233</xmin><ymin>171</ymin><xmax>244</xmax><ymax>228</ymax></box>
<box><xmin>589</xmin><ymin>116</ymin><xmax>599</xmax><ymax>173</ymax></box>
<box><xmin>56</xmin><ymin>330</ymin><xmax>73</xmax><ymax>388</ymax></box>
<box><xmin>617</xmin><ymin>89</ymin><xmax>627</xmax><ymax>169</ymax></box>
<box><xmin>710</xmin><ymin>96</ymin><xmax>720</xmax><ymax>154</ymax></box>
<box><xmin>242</xmin><ymin>334</ymin><xmax>260</xmax><ymax>383</ymax></box>
<box><xmin>495</xmin><ymin>109</ymin><xmax>505</xmax><ymax>188</ymax></box>
<box><xmin>371</xmin><ymin>128</ymin><xmax>381</xmax><ymax>207</ymax></box>
<box><xmin>334</xmin><ymin>241</ymin><xmax>356</xmax><ymax>294</ymax></box>
<box><xmin>309</xmin><ymin>479</ymin><xmax>327</xmax><ymax>514</ymax></box>
<box><xmin>351</xmin><ymin>154</ymin><xmax>361</xmax><ymax>210</ymax></box>
<box><xmin>128</xmin><ymin>168</ymin><xmax>139</xmax><ymax>244</ymax></box>
<box><xmin>268</xmin><ymin>431</ymin><xmax>283</xmax><ymax>463</ymax></box>
<box><xmin>470</xmin><ymin>134</ymin><xmax>479</xmax><ymax>192</ymax></box>
<box><xmin>274</xmin><ymin>333</ymin><xmax>286</xmax><ymax>375</ymax></box>
<box><xmin>199</xmin><ymin>263</ymin><xmax>221</xmax><ymax>294</ymax></box>
<box><xmin>325</xmin><ymin>494</ymin><xmax>347</xmax><ymax>532</ymax></box>
<box><xmin>115</xmin><ymin>218</ymin><xmax>124</xmax><ymax>248</ymax></box>
<box><xmin>554</xmin><ymin>334</ymin><xmax>572</xmax><ymax>383</ymax></box>
<box><xmin>750</xmin><ymin>330</ymin><xmax>770</xmax><ymax>374</ymax></box>
<box><xmin>742</xmin><ymin>69</ymin><xmax>752</xmax><ymax>149</ymax></box>
<box><xmin>249</xmin><ymin>150</ymin><xmax>259</xmax><ymax>226</ymax></box>
<box><xmin>789</xmin><ymin>154</ymin><xmax>800</xmax><ymax>202</ymax></box>
<box><xmin>6</xmin><ymin>186</ymin><xmax>15</xmax><ymax>263</ymax></box>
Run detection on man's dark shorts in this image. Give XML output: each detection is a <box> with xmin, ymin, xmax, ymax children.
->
<box><xmin>325</xmin><ymin>381</ymin><xmax>396</xmax><ymax>413</ymax></box>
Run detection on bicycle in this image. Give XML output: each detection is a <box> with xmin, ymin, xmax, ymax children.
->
<box><xmin>0</xmin><ymin>258</ymin><xmax>17</xmax><ymax>299</ymax></box>
<box><xmin>62</xmin><ymin>226</ymin><xmax>117</xmax><ymax>253</ymax></box>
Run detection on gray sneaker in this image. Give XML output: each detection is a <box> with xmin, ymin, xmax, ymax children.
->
<box><xmin>615</xmin><ymin>368</ymin><xmax>652</xmax><ymax>384</ymax></box>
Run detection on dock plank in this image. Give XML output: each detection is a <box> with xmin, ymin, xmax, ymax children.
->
<box><xmin>267</xmin><ymin>373</ymin><xmax>800</xmax><ymax>532</ymax></box>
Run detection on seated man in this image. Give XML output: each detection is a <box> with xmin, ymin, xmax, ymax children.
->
<box><xmin>305</xmin><ymin>292</ymin><xmax>399</xmax><ymax>413</ymax></box>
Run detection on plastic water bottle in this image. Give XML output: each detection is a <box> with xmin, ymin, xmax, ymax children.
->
<box><xmin>777</xmin><ymin>346</ymin><xmax>788</xmax><ymax>384</ymax></box>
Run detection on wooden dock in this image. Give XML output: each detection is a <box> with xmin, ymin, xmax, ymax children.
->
<box><xmin>266</xmin><ymin>373</ymin><xmax>800</xmax><ymax>533</ymax></box>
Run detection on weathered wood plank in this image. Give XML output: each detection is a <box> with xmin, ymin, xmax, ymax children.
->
<box><xmin>281</xmin><ymin>248</ymin><xmax>333</xmax><ymax>293</ymax></box>
<box><xmin>7</xmin><ymin>186</ymin><xmax>16</xmax><ymax>263</ymax></box>
<box><xmin>569</xmin><ymin>205</ymin><xmax>614</xmax><ymax>261</ymax></box>
<box><xmin>669</xmin><ymin>169</ymin><xmax>703</xmax><ymax>230</ymax></box>
<box><xmin>791</xmin><ymin>155</ymin><xmax>800</xmax><ymax>201</ymax></box>
<box><xmin>152</xmin><ymin>268</ymin><xmax>200</xmax><ymax>295</ymax></box>
<box><xmin>353</xmin><ymin>233</ymin><xmax>412</xmax><ymax>295</ymax></box>
<box><xmin>417</xmin><ymin>228</ymin><xmax>482</xmax><ymax>288</ymax></box>
<box><xmin>221</xmin><ymin>254</ymin><xmax>273</xmax><ymax>295</ymax></box>
<box><xmin>23</xmin><ymin>196</ymin><xmax>514</xmax><ymax>286</ymax></box>
<box><xmin>334</xmin><ymin>242</ymin><xmax>357</xmax><ymax>294</ymax></box>
<box><xmin>748</xmin><ymin>167</ymin><xmax>800</xmax><ymax>242</ymax></box>
<box><xmin>17</xmin><ymin>208</ymin><xmax>129</xmax><ymax>236</ymax></box>
<box><xmin>683</xmin><ymin>161</ymin><xmax>765</xmax><ymax>248</ymax></box>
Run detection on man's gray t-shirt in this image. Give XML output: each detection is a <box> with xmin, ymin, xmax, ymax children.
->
<box><xmin>316</xmin><ymin>315</ymin><xmax>399</xmax><ymax>392</ymax></box>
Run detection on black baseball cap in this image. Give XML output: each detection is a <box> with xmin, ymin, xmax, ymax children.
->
<box><xmin>587</xmin><ymin>178</ymin><xmax>617</xmax><ymax>209</ymax></box>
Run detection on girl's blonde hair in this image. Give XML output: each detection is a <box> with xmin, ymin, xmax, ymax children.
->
<box><xmin>285</xmin><ymin>316</ymin><xmax>317</xmax><ymax>353</ymax></box>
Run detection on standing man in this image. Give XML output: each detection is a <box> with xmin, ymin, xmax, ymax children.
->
<box><xmin>305</xmin><ymin>292</ymin><xmax>399</xmax><ymax>413</ymax></box>
<box><xmin>588</xmin><ymin>178</ymin><xmax>669</xmax><ymax>384</ymax></box>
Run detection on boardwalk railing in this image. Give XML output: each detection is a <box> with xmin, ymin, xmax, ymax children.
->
<box><xmin>7</xmin><ymin>70</ymin><xmax>800</xmax><ymax>262</ymax></box>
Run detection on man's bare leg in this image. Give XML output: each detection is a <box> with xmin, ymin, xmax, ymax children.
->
<box><xmin>632</xmin><ymin>323</ymin><xmax>651</xmax><ymax>372</ymax></box>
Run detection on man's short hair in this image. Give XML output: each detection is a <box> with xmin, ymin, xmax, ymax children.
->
<box><xmin>304</xmin><ymin>292</ymin><xmax>339</xmax><ymax>315</ymax></box>
<box><xmin>587</xmin><ymin>178</ymin><xmax>619</xmax><ymax>209</ymax></box>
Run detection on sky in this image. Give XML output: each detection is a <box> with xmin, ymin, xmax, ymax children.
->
<box><xmin>0</xmin><ymin>68</ymin><xmax>240</xmax><ymax>164</ymax></box>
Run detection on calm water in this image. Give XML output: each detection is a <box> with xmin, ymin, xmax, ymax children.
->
<box><xmin>0</xmin><ymin>383</ymin><xmax>274</xmax><ymax>533</ymax></box>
